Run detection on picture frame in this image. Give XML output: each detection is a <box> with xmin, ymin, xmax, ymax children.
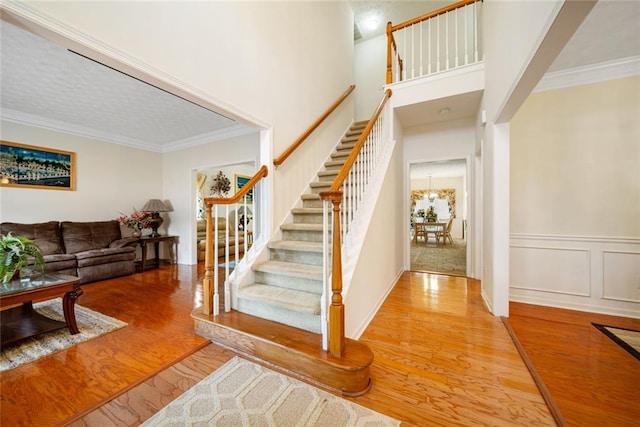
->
<box><xmin>235</xmin><ymin>174</ymin><xmax>253</xmax><ymax>203</ymax></box>
<box><xmin>0</xmin><ymin>140</ymin><xmax>76</xmax><ymax>191</ymax></box>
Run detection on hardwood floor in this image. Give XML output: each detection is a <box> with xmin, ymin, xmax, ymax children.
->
<box><xmin>508</xmin><ymin>302</ymin><xmax>640</xmax><ymax>427</ymax></box>
<box><xmin>1</xmin><ymin>266</ymin><xmax>637</xmax><ymax>426</ymax></box>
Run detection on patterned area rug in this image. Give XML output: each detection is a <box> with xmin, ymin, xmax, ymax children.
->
<box><xmin>1</xmin><ymin>298</ymin><xmax>127</xmax><ymax>371</ymax></box>
<box><xmin>411</xmin><ymin>238</ymin><xmax>466</xmax><ymax>275</ymax></box>
<box><xmin>593</xmin><ymin>323</ymin><xmax>640</xmax><ymax>360</ymax></box>
<box><xmin>142</xmin><ymin>356</ymin><xmax>400</xmax><ymax>426</ymax></box>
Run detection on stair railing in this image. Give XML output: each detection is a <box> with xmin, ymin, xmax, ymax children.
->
<box><xmin>273</xmin><ymin>84</ymin><xmax>356</xmax><ymax>167</ymax></box>
<box><xmin>202</xmin><ymin>165</ymin><xmax>268</xmax><ymax>316</ymax></box>
<box><xmin>319</xmin><ymin>89</ymin><xmax>392</xmax><ymax>357</ymax></box>
<box><xmin>386</xmin><ymin>0</ymin><xmax>483</xmax><ymax>84</ymax></box>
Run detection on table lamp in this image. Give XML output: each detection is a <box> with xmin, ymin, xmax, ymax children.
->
<box><xmin>142</xmin><ymin>199</ymin><xmax>170</xmax><ymax>237</ymax></box>
<box><xmin>237</xmin><ymin>206</ymin><xmax>253</xmax><ymax>231</ymax></box>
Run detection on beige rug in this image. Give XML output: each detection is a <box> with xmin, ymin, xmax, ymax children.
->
<box><xmin>1</xmin><ymin>298</ymin><xmax>127</xmax><ymax>371</ymax></box>
<box><xmin>411</xmin><ymin>237</ymin><xmax>466</xmax><ymax>275</ymax></box>
<box><xmin>142</xmin><ymin>356</ymin><xmax>400</xmax><ymax>426</ymax></box>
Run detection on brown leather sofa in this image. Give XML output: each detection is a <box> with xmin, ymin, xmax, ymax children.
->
<box><xmin>0</xmin><ymin>220</ymin><xmax>138</xmax><ymax>284</ymax></box>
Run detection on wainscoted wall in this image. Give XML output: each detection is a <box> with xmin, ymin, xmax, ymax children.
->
<box><xmin>510</xmin><ymin>234</ymin><xmax>640</xmax><ymax>318</ymax></box>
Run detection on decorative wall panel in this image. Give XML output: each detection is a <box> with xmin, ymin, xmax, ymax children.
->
<box><xmin>602</xmin><ymin>250</ymin><xmax>640</xmax><ymax>303</ymax></box>
<box><xmin>510</xmin><ymin>245</ymin><xmax>590</xmax><ymax>296</ymax></box>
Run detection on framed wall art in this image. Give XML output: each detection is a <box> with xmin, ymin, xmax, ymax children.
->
<box><xmin>0</xmin><ymin>140</ymin><xmax>76</xmax><ymax>191</ymax></box>
<box><xmin>235</xmin><ymin>174</ymin><xmax>253</xmax><ymax>203</ymax></box>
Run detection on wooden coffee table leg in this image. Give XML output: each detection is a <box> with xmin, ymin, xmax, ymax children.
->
<box><xmin>62</xmin><ymin>287</ymin><xmax>84</xmax><ymax>334</ymax></box>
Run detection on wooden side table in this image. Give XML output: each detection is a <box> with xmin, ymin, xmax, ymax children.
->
<box><xmin>138</xmin><ymin>235</ymin><xmax>178</xmax><ymax>272</ymax></box>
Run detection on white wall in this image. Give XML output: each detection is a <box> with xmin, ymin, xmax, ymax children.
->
<box><xmin>354</xmin><ymin>34</ymin><xmax>387</xmax><ymax>121</ymax></box>
<box><xmin>0</xmin><ymin>120</ymin><xmax>161</xmax><ymax>226</ymax></box>
<box><xmin>346</xmin><ymin>133</ymin><xmax>404</xmax><ymax>338</ymax></box>
<box><xmin>510</xmin><ymin>76</ymin><xmax>640</xmax><ymax>318</ymax></box>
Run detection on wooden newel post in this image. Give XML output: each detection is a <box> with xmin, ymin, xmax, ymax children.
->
<box><xmin>321</xmin><ymin>190</ymin><xmax>345</xmax><ymax>357</ymax></box>
<box><xmin>202</xmin><ymin>203</ymin><xmax>214</xmax><ymax>315</ymax></box>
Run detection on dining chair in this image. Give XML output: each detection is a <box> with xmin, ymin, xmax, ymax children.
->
<box><xmin>438</xmin><ymin>218</ymin><xmax>454</xmax><ymax>244</ymax></box>
<box><xmin>413</xmin><ymin>222</ymin><xmax>428</xmax><ymax>244</ymax></box>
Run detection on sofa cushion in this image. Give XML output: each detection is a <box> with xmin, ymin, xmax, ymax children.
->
<box><xmin>0</xmin><ymin>221</ymin><xmax>64</xmax><ymax>256</ymax></box>
<box><xmin>75</xmin><ymin>247</ymin><xmax>136</xmax><ymax>267</ymax></box>
<box><xmin>42</xmin><ymin>253</ymin><xmax>78</xmax><ymax>272</ymax></box>
<box><xmin>61</xmin><ymin>220</ymin><xmax>123</xmax><ymax>254</ymax></box>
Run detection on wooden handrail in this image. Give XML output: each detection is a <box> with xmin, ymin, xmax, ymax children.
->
<box><xmin>327</xmin><ymin>89</ymin><xmax>392</xmax><ymax>192</ymax></box>
<box><xmin>273</xmin><ymin>84</ymin><xmax>356</xmax><ymax>167</ymax></box>
<box><xmin>390</xmin><ymin>0</ymin><xmax>477</xmax><ymax>32</ymax></box>
<box><xmin>205</xmin><ymin>165</ymin><xmax>268</xmax><ymax>205</ymax></box>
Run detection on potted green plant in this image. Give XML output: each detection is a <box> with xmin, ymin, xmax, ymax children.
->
<box><xmin>1</xmin><ymin>233</ymin><xmax>45</xmax><ymax>284</ymax></box>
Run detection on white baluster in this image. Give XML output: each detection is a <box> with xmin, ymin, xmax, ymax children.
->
<box><xmin>437</xmin><ymin>15</ymin><xmax>440</xmax><ymax>72</ymax></box>
<box><xmin>419</xmin><ymin>21</ymin><xmax>423</xmax><ymax>77</ymax></box>
<box><xmin>322</xmin><ymin>198</ymin><xmax>329</xmax><ymax>351</ymax></box>
<box><xmin>455</xmin><ymin>8</ymin><xmax>459</xmax><ymax>68</ymax></box>
<box><xmin>213</xmin><ymin>204</ymin><xmax>219</xmax><ymax>315</ymax></box>
<box><xmin>474</xmin><ymin>2</ymin><xmax>479</xmax><ymax>62</ymax></box>
<box><xmin>411</xmin><ymin>23</ymin><xmax>415</xmax><ymax>79</ymax></box>
<box><xmin>445</xmin><ymin>11</ymin><xmax>449</xmax><ymax>70</ymax></box>
<box><xmin>464</xmin><ymin>3</ymin><xmax>469</xmax><ymax>65</ymax></box>
<box><xmin>428</xmin><ymin>19</ymin><xmax>432</xmax><ymax>75</ymax></box>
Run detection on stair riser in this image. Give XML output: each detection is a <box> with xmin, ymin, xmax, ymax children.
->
<box><xmin>292</xmin><ymin>213</ymin><xmax>325</xmax><ymax>224</ymax></box>
<box><xmin>255</xmin><ymin>270</ymin><xmax>323</xmax><ymax>293</ymax></box>
<box><xmin>302</xmin><ymin>198</ymin><xmax>323</xmax><ymax>209</ymax></box>
<box><xmin>283</xmin><ymin>229</ymin><xmax>323</xmax><ymax>242</ymax></box>
<box><xmin>269</xmin><ymin>248</ymin><xmax>323</xmax><ymax>266</ymax></box>
<box><xmin>318</xmin><ymin>174</ymin><xmax>338</xmax><ymax>182</ymax></box>
<box><xmin>236</xmin><ymin>298</ymin><xmax>321</xmax><ymax>333</ymax></box>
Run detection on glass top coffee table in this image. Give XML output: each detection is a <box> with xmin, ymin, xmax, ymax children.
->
<box><xmin>0</xmin><ymin>273</ymin><xmax>82</xmax><ymax>348</ymax></box>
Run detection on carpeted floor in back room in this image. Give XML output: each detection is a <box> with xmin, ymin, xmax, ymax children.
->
<box><xmin>410</xmin><ymin>238</ymin><xmax>466</xmax><ymax>276</ymax></box>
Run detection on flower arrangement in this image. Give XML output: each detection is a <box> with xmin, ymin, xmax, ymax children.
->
<box><xmin>117</xmin><ymin>209</ymin><xmax>152</xmax><ymax>233</ymax></box>
<box><xmin>425</xmin><ymin>206</ymin><xmax>438</xmax><ymax>222</ymax></box>
<box><xmin>210</xmin><ymin>171</ymin><xmax>231</xmax><ymax>197</ymax></box>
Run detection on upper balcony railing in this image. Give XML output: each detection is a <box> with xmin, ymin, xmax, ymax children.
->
<box><xmin>386</xmin><ymin>0</ymin><xmax>484</xmax><ymax>84</ymax></box>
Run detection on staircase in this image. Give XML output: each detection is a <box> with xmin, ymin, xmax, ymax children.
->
<box><xmin>192</xmin><ymin>121</ymin><xmax>373</xmax><ymax>396</ymax></box>
<box><xmin>235</xmin><ymin>121</ymin><xmax>367</xmax><ymax>332</ymax></box>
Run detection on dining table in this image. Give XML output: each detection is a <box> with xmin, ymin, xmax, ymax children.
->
<box><xmin>413</xmin><ymin>221</ymin><xmax>446</xmax><ymax>244</ymax></box>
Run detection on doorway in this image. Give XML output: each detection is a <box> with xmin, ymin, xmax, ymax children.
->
<box><xmin>409</xmin><ymin>159</ymin><xmax>467</xmax><ymax>275</ymax></box>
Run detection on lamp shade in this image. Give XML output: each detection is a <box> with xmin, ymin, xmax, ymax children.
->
<box><xmin>142</xmin><ymin>199</ymin><xmax>169</xmax><ymax>213</ymax></box>
<box><xmin>237</xmin><ymin>206</ymin><xmax>253</xmax><ymax>216</ymax></box>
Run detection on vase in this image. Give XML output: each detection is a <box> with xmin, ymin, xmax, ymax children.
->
<box><xmin>132</xmin><ymin>230</ymin><xmax>142</xmax><ymax>238</ymax></box>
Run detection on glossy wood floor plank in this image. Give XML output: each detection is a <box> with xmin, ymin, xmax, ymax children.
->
<box><xmin>3</xmin><ymin>266</ymin><xmax>637</xmax><ymax>426</ymax></box>
<box><xmin>353</xmin><ymin>273</ymin><xmax>554</xmax><ymax>426</ymax></box>
<box><xmin>508</xmin><ymin>302</ymin><xmax>640</xmax><ymax>427</ymax></box>
<box><xmin>0</xmin><ymin>264</ymin><xmax>215</xmax><ymax>426</ymax></box>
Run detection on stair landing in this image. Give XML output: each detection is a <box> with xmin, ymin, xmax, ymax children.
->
<box><xmin>192</xmin><ymin>309</ymin><xmax>374</xmax><ymax>396</ymax></box>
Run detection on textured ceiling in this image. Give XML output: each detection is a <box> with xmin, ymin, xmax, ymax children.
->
<box><xmin>0</xmin><ymin>20</ymin><xmax>249</xmax><ymax>152</ymax></box>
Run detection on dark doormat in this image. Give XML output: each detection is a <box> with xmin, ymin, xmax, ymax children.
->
<box><xmin>592</xmin><ymin>323</ymin><xmax>640</xmax><ymax>361</ymax></box>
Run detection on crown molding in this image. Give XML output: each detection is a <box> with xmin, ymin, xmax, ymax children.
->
<box><xmin>534</xmin><ymin>55</ymin><xmax>640</xmax><ymax>93</ymax></box>
<box><xmin>1</xmin><ymin>109</ymin><xmax>257</xmax><ymax>153</ymax></box>
<box><xmin>1</xmin><ymin>108</ymin><xmax>162</xmax><ymax>151</ymax></box>
<box><xmin>161</xmin><ymin>125</ymin><xmax>258</xmax><ymax>153</ymax></box>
